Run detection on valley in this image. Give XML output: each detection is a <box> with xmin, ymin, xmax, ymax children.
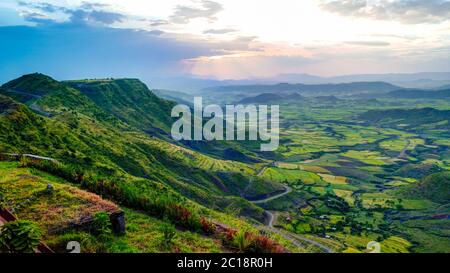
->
<box><xmin>0</xmin><ymin>73</ymin><xmax>449</xmax><ymax>253</ymax></box>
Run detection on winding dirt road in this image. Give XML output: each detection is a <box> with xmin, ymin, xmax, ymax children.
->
<box><xmin>247</xmin><ymin>163</ymin><xmax>334</xmax><ymax>253</ymax></box>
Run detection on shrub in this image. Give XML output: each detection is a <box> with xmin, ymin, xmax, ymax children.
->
<box><xmin>222</xmin><ymin>228</ymin><xmax>237</xmax><ymax>244</ymax></box>
<box><xmin>251</xmin><ymin>235</ymin><xmax>285</xmax><ymax>253</ymax></box>
<box><xmin>165</xmin><ymin>204</ymin><xmax>201</xmax><ymax>231</ymax></box>
<box><xmin>200</xmin><ymin>217</ymin><xmax>216</xmax><ymax>234</ymax></box>
<box><xmin>91</xmin><ymin>212</ymin><xmax>112</xmax><ymax>240</ymax></box>
<box><xmin>233</xmin><ymin>230</ymin><xmax>253</xmax><ymax>252</ymax></box>
<box><xmin>0</xmin><ymin>220</ymin><xmax>42</xmax><ymax>253</ymax></box>
<box><xmin>159</xmin><ymin>222</ymin><xmax>176</xmax><ymax>249</ymax></box>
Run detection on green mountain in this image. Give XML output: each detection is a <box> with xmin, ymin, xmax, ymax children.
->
<box><xmin>65</xmin><ymin>79</ymin><xmax>175</xmax><ymax>136</ymax></box>
<box><xmin>405</xmin><ymin>172</ymin><xmax>450</xmax><ymax>204</ymax></box>
<box><xmin>0</xmin><ymin>74</ymin><xmax>285</xmax><ymax>223</ymax></box>
<box><xmin>359</xmin><ymin>108</ymin><xmax>450</xmax><ymax>129</ymax></box>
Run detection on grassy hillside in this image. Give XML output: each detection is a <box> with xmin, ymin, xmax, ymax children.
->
<box><xmin>65</xmin><ymin>79</ymin><xmax>175</xmax><ymax>135</ymax></box>
<box><xmin>405</xmin><ymin>172</ymin><xmax>450</xmax><ymax>204</ymax></box>
<box><xmin>0</xmin><ymin>161</ymin><xmax>296</xmax><ymax>253</ymax></box>
<box><xmin>0</xmin><ymin>75</ymin><xmax>286</xmax><ymax>223</ymax></box>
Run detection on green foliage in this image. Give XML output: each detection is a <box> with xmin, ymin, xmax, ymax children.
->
<box><xmin>159</xmin><ymin>222</ymin><xmax>176</xmax><ymax>249</ymax></box>
<box><xmin>233</xmin><ymin>229</ymin><xmax>252</xmax><ymax>252</ymax></box>
<box><xmin>91</xmin><ymin>212</ymin><xmax>112</xmax><ymax>240</ymax></box>
<box><xmin>0</xmin><ymin>220</ymin><xmax>42</xmax><ymax>253</ymax></box>
<box><xmin>65</xmin><ymin>79</ymin><xmax>175</xmax><ymax>134</ymax></box>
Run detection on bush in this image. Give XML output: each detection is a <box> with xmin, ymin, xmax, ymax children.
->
<box><xmin>200</xmin><ymin>217</ymin><xmax>216</xmax><ymax>234</ymax></box>
<box><xmin>159</xmin><ymin>222</ymin><xmax>176</xmax><ymax>249</ymax></box>
<box><xmin>0</xmin><ymin>220</ymin><xmax>42</xmax><ymax>253</ymax></box>
<box><xmin>220</xmin><ymin>227</ymin><xmax>285</xmax><ymax>253</ymax></box>
<box><xmin>233</xmin><ymin>230</ymin><xmax>253</xmax><ymax>252</ymax></box>
<box><xmin>165</xmin><ymin>204</ymin><xmax>202</xmax><ymax>231</ymax></box>
<box><xmin>91</xmin><ymin>212</ymin><xmax>112</xmax><ymax>240</ymax></box>
<box><xmin>251</xmin><ymin>235</ymin><xmax>285</xmax><ymax>253</ymax></box>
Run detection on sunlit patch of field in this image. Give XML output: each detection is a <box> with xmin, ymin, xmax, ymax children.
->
<box><xmin>434</xmin><ymin>138</ymin><xmax>450</xmax><ymax>147</ymax></box>
<box><xmin>389</xmin><ymin>176</ymin><xmax>418</xmax><ymax>183</ymax></box>
<box><xmin>301</xmin><ymin>165</ymin><xmax>331</xmax><ymax>173</ymax></box>
<box><xmin>318</xmin><ymin>174</ymin><xmax>348</xmax><ymax>185</ymax></box>
<box><xmin>333</xmin><ymin>189</ymin><xmax>355</xmax><ymax>205</ymax></box>
<box><xmin>311</xmin><ymin>186</ymin><xmax>327</xmax><ymax>195</ymax></box>
<box><xmin>275</xmin><ymin>162</ymin><xmax>332</xmax><ymax>174</ymax></box>
<box><xmin>341</xmin><ymin>150</ymin><xmax>392</xmax><ymax>166</ymax></box>
<box><xmin>261</xmin><ymin>167</ymin><xmax>322</xmax><ymax>185</ymax></box>
<box><xmin>385</xmin><ymin>180</ymin><xmax>409</xmax><ymax>187</ymax></box>
<box><xmin>379</xmin><ymin>138</ymin><xmax>408</xmax><ymax>152</ymax></box>
<box><xmin>361</xmin><ymin>192</ymin><xmax>436</xmax><ymax>210</ymax></box>
<box><xmin>308</xmin><ymin>154</ymin><xmax>342</xmax><ymax>167</ymax></box>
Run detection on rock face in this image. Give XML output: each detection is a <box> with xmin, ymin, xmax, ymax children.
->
<box><xmin>109</xmin><ymin>211</ymin><xmax>126</xmax><ymax>235</ymax></box>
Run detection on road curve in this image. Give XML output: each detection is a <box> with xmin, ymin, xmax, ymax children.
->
<box><xmin>251</xmin><ymin>185</ymin><xmax>292</xmax><ymax>204</ymax></box>
<box><xmin>247</xmin><ymin>163</ymin><xmax>334</xmax><ymax>253</ymax></box>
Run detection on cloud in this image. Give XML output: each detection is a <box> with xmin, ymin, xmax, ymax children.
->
<box><xmin>148</xmin><ymin>29</ymin><xmax>165</xmax><ymax>36</ymax></box>
<box><xmin>148</xmin><ymin>19</ymin><xmax>170</xmax><ymax>27</ymax></box>
<box><xmin>170</xmin><ymin>0</ymin><xmax>223</xmax><ymax>24</ymax></box>
<box><xmin>17</xmin><ymin>1</ymin><xmax>67</xmax><ymax>13</ymax></box>
<box><xmin>345</xmin><ymin>40</ymin><xmax>391</xmax><ymax>46</ymax></box>
<box><xmin>21</xmin><ymin>11</ymin><xmax>55</xmax><ymax>24</ymax></box>
<box><xmin>17</xmin><ymin>1</ymin><xmax>124</xmax><ymax>26</ymax></box>
<box><xmin>68</xmin><ymin>9</ymin><xmax>124</xmax><ymax>25</ymax></box>
<box><xmin>319</xmin><ymin>0</ymin><xmax>450</xmax><ymax>24</ymax></box>
<box><xmin>203</xmin><ymin>28</ymin><xmax>237</xmax><ymax>34</ymax></box>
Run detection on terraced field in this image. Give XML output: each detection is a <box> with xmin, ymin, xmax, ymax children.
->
<box><xmin>239</xmin><ymin>96</ymin><xmax>450</xmax><ymax>252</ymax></box>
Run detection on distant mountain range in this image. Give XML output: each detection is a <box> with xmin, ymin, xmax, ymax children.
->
<box><xmin>386</xmin><ymin>88</ymin><xmax>450</xmax><ymax>99</ymax></box>
<box><xmin>148</xmin><ymin>72</ymin><xmax>450</xmax><ymax>92</ymax></box>
<box><xmin>204</xmin><ymin>82</ymin><xmax>399</xmax><ymax>96</ymax></box>
<box><xmin>268</xmin><ymin>72</ymin><xmax>450</xmax><ymax>89</ymax></box>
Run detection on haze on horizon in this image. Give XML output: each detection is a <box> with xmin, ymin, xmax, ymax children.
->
<box><xmin>0</xmin><ymin>0</ymin><xmax>450</xmax><ymax>83</ymax></box>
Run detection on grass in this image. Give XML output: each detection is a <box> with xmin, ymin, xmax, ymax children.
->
<box><xmin>0</xmin><ymin>161</ymin><xmax>119</xmax><ymax>233</ymax></box>
<box><xmin>107</xmin><ymin>208</ymin><xmax>224</xmax><ymax>253</ymax></box>
<box><xmin>341</xmin><ymin>150</ymin><xmax>391</xmax><ymax>166</ymax></box>
<box><xmin>318</xmin><ymin>174</ymin><xmax>348</xmax><ymax>185</ymax></box>
<box><xmin>261</xmin><ymin>167</ymin><xmax>322</xmax><ymax>185</ymax></box>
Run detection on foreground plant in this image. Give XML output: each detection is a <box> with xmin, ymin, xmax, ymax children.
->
<box><xmin>0</xmin><ymin>220</ymin><xmax>42</xmax><ymax>253</ymax></box>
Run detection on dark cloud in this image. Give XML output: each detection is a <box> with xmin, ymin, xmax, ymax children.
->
<box><xmin>345</xmin><ymin>40</ymin><xmax>391</xmax><ymax>46</ymax></box>
<box><xmin>170</xmin><ymin>0</ymin><xmax>223</xmax><ymax>24</ymax></box>
<box><xmin>319</xmin><ymin>0</ymin><xmax>450</xmax><ymax>24</ymax></box>
<box><xmin>203</xmin><ymin>28</ymin><xmax>237</xmax><ymax>34</ymax></box>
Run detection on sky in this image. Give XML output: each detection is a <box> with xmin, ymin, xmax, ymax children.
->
<box><xmin>0</xmin><ymin>0</ymin><xmax>450</xmax><ymax>83</ymax></box>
